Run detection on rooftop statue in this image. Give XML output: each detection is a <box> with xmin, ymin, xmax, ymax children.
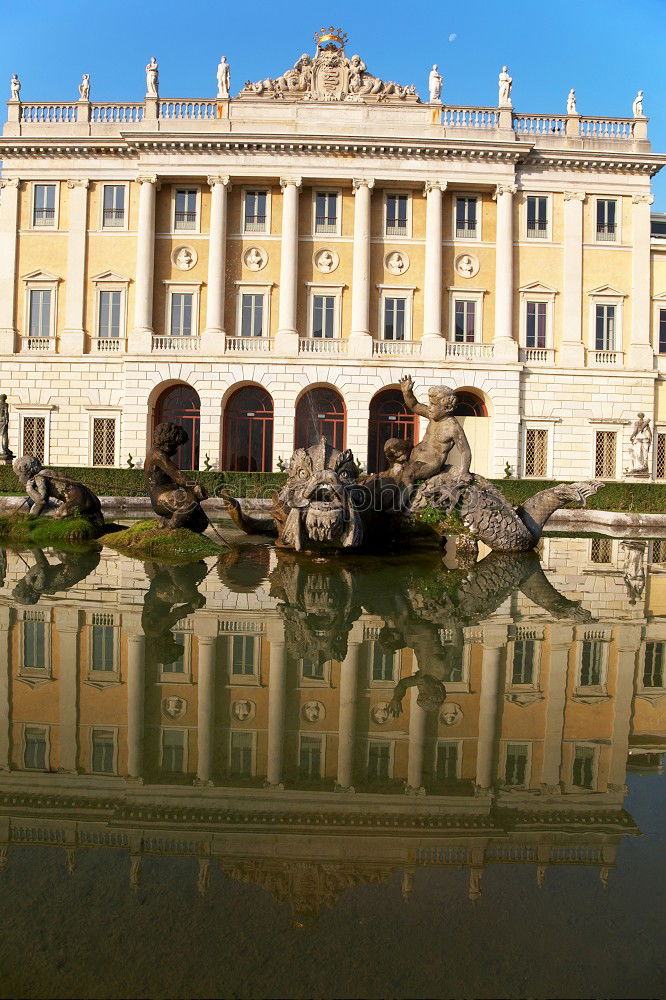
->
<box><xmin>145</xmin><ymin>56</ymin><xmax>159</xmax><ymax>98</ymax></box>
<box><xmin>216</xmin><ymin>55</ymin><xmax>230</xmax><ymax>99</ymax></box>
<box><xmin>567</xmin><ymin>88</ymin><xmax>577</xmax><ymax>114</ymax></box>
<box><xmin>78</xmin><ymin>73</ymin><xmax>90</xmax><ymax>100</ymax></box>
<box><xmin>12</xmin><ymin>455</ymin><xmax>104</xmax><ymax>529</ymax></box>
<box><xmin>10</xmin><ymin>74</ymin><xmax>20</xmax><ymax>101</ymax></box>
<box><xmin>633</xmin><ymin>89</ymin><xmax>645</xmax><ymax>118</ymax></box>
<box><xmin>428</xmin><ymin>64</ymin><xmax>442</xmax><ymax>104</ymax></box>
<box><xmin>239</xmin><ymin>28</ymin><xmax>418</xmax><ymax>104</ymax></box>
<box><xmin>144</xmin><ymin>422</ymin><xmax>209</xmax><ymax>533</ymax></box>
<box><xmin>498</xmin><ymin>65</ymin><xmax>512</xmax><ymax>107</ymax></box>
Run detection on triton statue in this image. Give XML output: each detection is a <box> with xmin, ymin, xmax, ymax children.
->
<box><xmin>144</xmin><ymin>422</ymin><xmax>209</xmax><ymax>533</ymax></box>
<box><xmin>12</xmin><ymin>456</ymin><xmax>104</xmax><ymax>529</ymax></box>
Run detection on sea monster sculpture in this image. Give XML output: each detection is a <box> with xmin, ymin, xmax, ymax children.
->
<box><xmin>144</xmin><ymin>422</ymin><xmax>209</xmax><ymax>533</ymax></box>
<box><xmin>12</xmin><ymin>455</ymin><xmax>105</xmax><ymax>529</ymax></box>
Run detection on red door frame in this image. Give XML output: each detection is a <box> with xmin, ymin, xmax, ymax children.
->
<box><xmin>295</xmin><ymin>387</ymin><xmax>346</xmax><ymax>451</ymax></box>
<box><xmin>154</xmin><ymin>384</ymin><xmax>201</xmax><ymax>470</ymax></box>
<box><xmin>367</xmin><ymin>388</ymin><xmax>417</xmax><ymax>473</ymax></box>
<box><xmin>223</xmin><ymin>385</ymin><xmax>274</xmax><ymax>472</ymax></box>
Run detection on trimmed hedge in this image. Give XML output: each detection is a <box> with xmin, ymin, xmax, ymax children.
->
<box><xmin>1</xmin><ymin>466</ymin><xmax>665</xmax><ymax>513</ymax></box>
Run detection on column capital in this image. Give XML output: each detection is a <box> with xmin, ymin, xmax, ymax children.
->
<box><xmin>207</xmin><ymin>175</ymin><xmax>232</xmax><ymax>189</ymax></box>
<box><xmin>136</xmin><ymin>174</ymin><xmax>160</xmax><ymax>188</ymax></box>
<box><xmin>563</xmin><ymin>190</ymin><xmax>586</xmax><ymax>202</ymax></box>
<box><xmin>632</xmin><ymin>193</ymin><xmax>654</xmax><ymax>205</ymax></box>
<box><xmin>493</xmin><ymin>183</ymin><xmax>517</xmax><ymax>199</ymax></box>
<box><xmin>0</xmin><ymin>178</ymin><xmax>20</xmax><ymax>190</ymax></box>
<box><xmin>424</xmin><ymin>180</ymin><xmax>447</xmax><ymax>195</ymax></box>
<box><xmin>352</xmin><ymin>177</ymin><xmax>375</xmax><ymax>192</ymax></box>
<box><xmin>280</xmin><ymin>176</ymin><xmax>302</xmax><ymax>192</ymax></box>
<box><xmin>66</xmin><ymin>178</ymin><xmax>89</xmax><ymax>190</ymax></box>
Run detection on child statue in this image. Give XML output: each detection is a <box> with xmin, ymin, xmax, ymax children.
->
<box><xmin>144</xmin><ymin>422</ymin><xmax>209</xmax><ymax>532</ymax></box>
<box><xmin>12</xmin><ymin>456</ymin><xmax>104</xmax><ymax>527</ymax></box>
<box><xmin>397</xmin><ymin>376</ymin><xmax>472</xmax><ymax>485</ymax></box>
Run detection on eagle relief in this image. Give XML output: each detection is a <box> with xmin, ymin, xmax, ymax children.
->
<box><xmin>239</xmin><ymin>28</ymin><xmax>418</xmax><ymax>104</ymax></box>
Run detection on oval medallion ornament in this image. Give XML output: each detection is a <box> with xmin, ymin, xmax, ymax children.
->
<box><xmin>455</xmin><ymin>253</ymin><xmax>479</xmax><ymax>278</ymax></box>
<box><xmin>172</xmin><ymin>246</ymin><xmax>198</xmax><ymax>271</ymax></box>
<box><xmin>232</xmin><ymin>699</ymin><xmax>256</xmax><ymax>722</ymax></box>
<box><xmin>162</xmin><ymin>695</ymin><xmax>187</xmax><ymax>720</ymax></box>
<box><xmin>314</xmin><ymin>248</ymin><xmax>339</xmax><ymax>273</ymax></box>
<box><xmin>371</xmin><ymin>702</ymin><xmax>391</xmax><ymax>725</ymax></box>
<box><xmin>243</xmin><ymin>247</ymin><xmax>268</xmax><ymax>271</ymax></box>
<box><xmin>385</xmin><ymin>250</ymin><xmax>410</xmax><ymax>275</ymax></box>
<box><xmin>440</xmin><ymin>702</ymin><xmax>464</xmax><ymax>726</ymax></box>
<box><xmin>302</xmin><ymin>700</ymin><xmax>326</xmax><ymax>723</ymax></box>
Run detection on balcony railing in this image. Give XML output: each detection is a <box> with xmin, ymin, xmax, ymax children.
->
<box><xmin>596</xmin><ymin>223</ymin><xmax>617</xmax><ymax>242</ymax></box>
<box><xmin>520</xmin><ymin>347</ymin><xmax>554</xmax><ymax>364</ymax></box>
<box><xmin>93</xmin><ymin>336</ymin><xmax>123</xmax><ymax>353</ymax></box>
<box><xmin>159</xmin><ymin>100</ymin><xmax>217</xmax><ymax>120</ymax></box>
<box><xmin>152</xmin><ymin>335</ymin><xmax>200</xmax><ymax>352</ymax></box>
<box><xmin>589</xmin><ymin>349</ymin><xmax>622</xmax><ymax>366</ymax></box>
<box><xmin>445</xmin><ymin>341</ymin><xmax>495</xmax><ymax>361</ymax></box>
<box><xmin>314</xmin><ymin>217</ymin><xmax>337</xmax><ymax>234</ymax></box>
<box><xmin>225</xmin><ymin>336</ymin><xmax>274</xmax><ymax>353</ymax></box>
<box><xmin>91</xmin><ymin>102</ymin><xmax>144</xmax><ymax>123</ymax></box>
<box><xmin>372</xmin><ymin>338</ymin><xmax>421</xmax><ymax>357</ymax></box>
<box><xmin>299</xmin><ymin>337</ymin><xmax>347</xmax><ymax>355</ymax></box>
<box><xmin>455</xmin><ymin>224</ymin><xmax>478</xmax><ymax>239</ymax></box>
<box><xmin>244</xmin><ymin>216</ymin><xmax>266</xmax><ymax>232</ymax></box>
<box><xmin>513</xmin><ymin>114</ymin><xmax>565</xmax><ymax>135</ymax></box>
<box><xmin>385</xmin><ymin>224</ymin><xmax>408</xmax><ymax>237</ymax></box>
<box><xmin>102</xmin><ymin>208</ymin><xmax>125</xmax><ymax>227</ymax></box>
<box><xmin>444</xmin><ymin>107</ymin><xmax>499</xmax><ymax>129</ymax></box>
<box><xmin>526</xmin><ymin>222</ymin><xmax>548</xmax><ymax>239</ymax></box>
<box><xmin>33</xmin><ymin>208</ymin><xmax>55</xmax><ymax>226</ymax></box>
<box><xmin>22</xmin><ymin>336</ymin><xmax>53</xmax><ymax>352</ymax></box>
<box><xmin>174</xmin><ymin>211</ymin><xmax>197</xmax><ymax>229</ymax></box>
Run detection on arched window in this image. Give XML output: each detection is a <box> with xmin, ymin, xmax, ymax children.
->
<box><xmin>295</xmin><ymin>387</ymin><xmax>345</xmax><ymax>451</ymax></box>
<box><xmin>223</xmin><ymin>386</ymin><xmax>273</xmax><ymax>472</ymax></box>
<box><xmin>454</xmin><ymin>390</ymin><xmax>488</xmax><ymax>417</ymax></box>
<box><xmin>367</xmin><ymin>388</ymin><xmax>417</xmax><ymax>474</ymax></box>
<box><xmin>154</xmin><ymin>384</ymin><xmax>201</xmax><ymax>470</ymax></box>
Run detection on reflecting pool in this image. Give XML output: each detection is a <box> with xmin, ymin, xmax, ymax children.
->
<box><xmin>0</xmin><ymin>530</ymin><xmax>665</xmax><ymax>997</ymax></box>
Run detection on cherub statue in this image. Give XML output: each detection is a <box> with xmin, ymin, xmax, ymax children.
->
<box><xmin>380</xmin><ymin>437</ymin><xmax>413</xmax><ymax>479</ymax></box>
<box><xmin>10</xmin><ymin>74</ymin><xmax>20</xmax><ymax>101</ymax></box>
<box><xmin>12</xmin><ymin>455</ymin><xmax>104</xmax><ymax>528</ymax></box>
<box><xmin>144</xmin><ymin>422</ymin><xmax>209</xmax><ymax>532</ymax></box>
<box><xmin>78</xmin><ymin>74</ymin><xmax>90</xmax><ymax>100</ymax></box>
<box><xmin>12</xmin><ymin>547</ymin><xmax>100</xmax><ymax>605</ymax></box>
<box><xmin>397</xmin><ymin>376</ymin><xmax>472</xmax><ymax>485</ymax></box>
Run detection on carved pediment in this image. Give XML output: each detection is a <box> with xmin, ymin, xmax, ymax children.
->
<box><xmin>21</xmin><ymin>269</ymin><xmax>60</xmax><ymax>283</ymax></box>
<box><xmin>519</xmin><ymin>281</ymin><xmax>558</xmax><ymax>295</ymax></box>
<box><xmin>238</xmin><ymin>29</ymin><xmax>418</xmax><ymax>105</ymax></box>
<box><xmin>91</xmin><ymin>270</ymin><xmax>130</xmax><ymax>284</ymax></box>
<box><xmin>588</xmin><ymin>284</ymin><xmax>627</xmax><ymax>297</ymax></box>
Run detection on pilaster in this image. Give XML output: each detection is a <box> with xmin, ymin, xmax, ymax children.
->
<box><xmin>421</xmin><ymin>180</ymin><xmax>447</xmax><ymax>361</ymax></box>
<box><xmin>561</xmin><ymin>191</ymin><xmax>586</xmax><ymax>367</ymax></box>
<box><xmin>348</xmin><ymin>178</ymin><xmax>375</xmax><ymax>358</ymax></box>
<box><xmin>130</xmin><ymin>174</ymin><xmax>159</xmax><ymax>354</ymax></box>
<box><xmin>275</xmin><ymin>177</ymin><xmax>302</xmax><ymax>357</ymax></box>
<box><xmin>61</xmin><ymin>179</ymin><xmax>89</xmax><ymax>355</ymax></box>
<box><xmin>0</xmin><ymin>178</ymin><xmax>19</xmax><ymax>354</ymax></box>
<box><xmin>202</xmin><ymin>175</ymin><xmax>231</xmax><ymax>354</ymax></box>
<box><xmin>55</xmin><ymin>608</ymin><xmax>80</xmax><ymax>774</ymax></box>
<box><xmin>628</xmin><ymin>193</ymin><xmax>655</xmax><ymax>370</ymax></box>
<box><xmin>493</xmin><ymin>183</ymin><xmax>519</xmax><ymax>362</ymax></box>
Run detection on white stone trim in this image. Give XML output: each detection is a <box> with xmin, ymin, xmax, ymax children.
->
<box><xmin>21</xmin><ymin>724</ymin><xmax>51</xmax><ymax>770</ymax></box>
<box><xmin>306</xmin><ymin>283</ymin><xmax>344</xmax><ymax>340</ymax></box>
<box><xmin>169</xmin><ymin>183</ymin><xmax>201</xmax><ymax>234</ymax></box>
<box><xmin>523</xmin><ymin>192</ymin><xmax>552</xmax><ymax>242</ymax></box>
<box><xmin>593</xmin><ymin>194</ymin><xmax>622</xmax><ymax>245</ymax></box>
<box><xmin>30</xmin><ymin>180</ymin><xmax>59</xmax><ymax>230</ymax></box>
<box><xmin>297</xmin><ymin>732</ymin><xmax>327</xmax><ymax>778</ymax></box>
<box><xmin>234</xmin><ymin>283</ymin><xmax>273</xmax><ymax>340</ymax></box>
<box><xmin>383</xmin><ymin>189</ymin><xmax>412</xmax><ymax>240</ymax></box>
<box><xmin>17</xmin><ymin>407</ymin><xmax>52</xmax><ymax>463</ymax></box>
<box><xmin>499</xmin><ymin>739</ymin><xmax>533</xmax><ymax>788</ymax></box>
<box><xmin>587</xmin><ymin>286</ymin><xmax>626</xmax><ymax>354</ymax></box>
<box><xmin>311</xmin><ymin>187</ymin><xmax>342</xmax><ymax>237</ymax></box>
<box><xmin>447</xmin><ymin>288</ymin><xmax>485</xmax><ymax>343</ymax></box>
<box><xmin>163</xmin><ymin>281</ymin><xmax>201</xmax><ymax>338</ymax></box>
<box><xmin>241</xmin><ymin>185</ymin><xmax>272</xmax><ymax>235</ymax></box>
<box><xmin>92</xmin><ymin>275</ymin><xmax>128</xmax><ymax>345</ymax></box>
<box><xmin>21</xmin><ymin>272</ymin><xmax>59</xmax><ymax>345</ymax></box>
<box><xmin>159</xmin><ymin>727</ymin><xmax>189</xmax><ymax>773</ymax></box>
<box><xmin>99</xmin><ymin>181</ymin><xmax>129</xmax><ymax>232</ymax></box>
<box><xmin>376</xmin><ymin>285</ymin><xmax>415</xmax><ymax>341</ymax></box>
<box><xmin>452</xmin><ymin>192</ymin><xmax>482</xmax><ymax>241</ymax></box>
<box><xmin>228</xmin><ymin>729</ymin><xmax>257</xmax><ymax>777</ymax></box>
<box><xmin>87</xmin><ymin>410</ymin><xmax>121</xmax><ymax>467</ymax></box>
<box><xmin>521</xmin><ymin>421</ymin><xmax>554</xmax><ymax>478</ymax></box>
<box><xmin>518</xmin><ymin>282</ymin><xmax>557</xmax><ymax>351</ymax></box>
<box><xmin>652</xmin><ymin>294</ymin><xmax>666</xmax><ymax>355</ymax></box>
<box><xmin>89</xmin><ymin>726</ymin><xmax>119</xmax><ymax>774</ymax></box>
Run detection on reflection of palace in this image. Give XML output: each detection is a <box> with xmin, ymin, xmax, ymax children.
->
<box><xmin>0</xmin><ymin>536</ymin><xmax>663</xmax><ymax>910</ymax></box>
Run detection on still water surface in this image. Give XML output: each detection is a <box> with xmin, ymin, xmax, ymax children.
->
<box><xmin>0</xmin><ymin>530</ymin><xmax>665</xmax><ymax>997</ymax></box>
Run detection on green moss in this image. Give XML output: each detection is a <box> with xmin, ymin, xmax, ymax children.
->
<box><xmin>413</xmin><ymin>504</ymin><xmax>467</xmax><ymax>533</ymax></box>
<box><xmin>100</xmin><ymin>519</ymin><xmax>223</xmax><ymax>562</ymax></box>
<box><xmin>0</xmin><ymin>513</ymin><xmax>100</xmax><ymax>545</ymax></box>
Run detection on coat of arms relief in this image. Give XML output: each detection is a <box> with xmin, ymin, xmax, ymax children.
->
<box><xmin>239</xmin><ymin>28</ymin><xmax>418</xmax><ymax>104</ymax></box>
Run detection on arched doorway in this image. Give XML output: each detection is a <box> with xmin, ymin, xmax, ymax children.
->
<box><xmin>453</xmin><ymin>388</ymin><xmax>490</xmax><ymax>476</ymax></box>
<box><xmin>454</xmin><ymin>390</ymin><xmax>488</xmax><ymax>417</ymax></box>
<box><xmin>295</xmin><ymin>386</ymin><xmax>345</xmax><ymax>451</ymax></box>
<box><xmin>154</xmin><ymin>383</ymin><xmax>200</xmax><ymax>470</ymax></box>
<box><xmin>223</xmin><ymin>385</ymin><xmax>274</xmax><ymax>472</ymax></box>
<box><xmin>367</xmin><ymin>388</ymin><xmax>417</xmax><ymax>474</ymax></box>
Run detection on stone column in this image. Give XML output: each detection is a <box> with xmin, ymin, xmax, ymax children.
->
<box><xmin>493</xmin><ymin>183</ymin><xmax>518</xmax><ymax>363</ymax></box>
<box><xmin>336</xmin><ymin>624</ymin><xmax>363</xmax><ymax>792</ymax></box>
<box><xmin>628</xmin><ymin>194</ymin><xmax>655</xmax><ymax>369</ymax></box>
<box><xmin>266</xmin><ymin>621</ymin><xmax>287</xmax><ymax>789</ymax></box>
<box><xmin>422</xmin><ymin>180</ymin><xmax>446</xmax><ymax>360</ymax></box>
<box><xmin>560</xmin><ymin>191</ymin><xmax>586</xmax><ymax>367</ymax></box>
<box><xmin>540</xmin><ymin>625</ymin><xmax>572</xmax><ymax>792</ymax></box>
<box><xmin>203</xmin><ymin>175</ymin><xmax>231</xmax><ymax>353</ymax></box>
<box><xmin>196</xmin><ymin>635</ymin><xmax>217</xmax><ymax>786</ymax></box>
<box><xmin>275</xmin><ymin>177</ymin><xmax>302</xmax><ymax>356</ymax></box>
<box><xmin>126</xmin><ymin>631</ymin><xmax>146</xmax><ymax>780</ymax></box>
<box><xmin>61</xmin><ymin>179</ymin><xmax>89</xmax><ymax>355</ymax></box>
<box><xmin>475</xmin><ymin>626</ymin><xmax>507</xmax><ymax>791</ymax></box>
<box><xmin>406</xmin><ymin>685</ymin><xmax>427</xmax><ymax>794</ymax></box>
<box><xmin>0</xmin><ymin>178</ymin><xmax>20</xmax><ymax>354</ymax></box>
<box><xmin>608</xmin><ymin>627</ymin><xmax>639</xmax><ymax>793</ymax></box>
<box><xmin>0</xmin><ymin>607</ymin><xmax>11</xmax><ymax>771</ymax></box>
<box><xmin>130</xmin><ymin>174</ymin><xmax>159</xmax><ymax>353</ymax></box>
<box><xmin>56</xmin><ymin>608</ymin><xmax>80</xmax><ymax>774</ymax></box>
<box><xmin>348</xmin><ymin>178</ymin><xmax>375</xmax><ymax>358</ymax></box>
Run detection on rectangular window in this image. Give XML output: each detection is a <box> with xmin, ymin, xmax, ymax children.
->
<box><xmin>244</xmin><ymin>190</ymin><xmax>267</xmax><ymax>232</ymax></box>
<box><xmin>312</xmin><ymin>295</ymin><xmax>335</xmax><ymax>339</ymax></box>
<box><xmin>315</xmin><ymin>192</ymin><xmax>338</xmax><ymax>234</ymax></box>
<box><xmin>505</xmin><ymin>743</ymin><xmax>528</xmax><ymax>786</ymax></box>
<box><xmin>644</xmin><ymin>643</ymin><xmax>665</xmax><ymax>688</ymax></box>
<box><xmin>230</xmin><ymin>731</ymin><xmax>253</xmax><ymax>775</ymax></box>
<box><xmin>596</xmin><ymin>199</ymin><xmax>617</xmax><ymax>242</ymax></box>
<box><xmin>436</xmin><ymin>742</ymin><xmax>459</xmax><ymax>781</ymax></box>
<box><xmin>652</xmin><ymin>538</ymin><xmax>666</xmax><ymax>563</ymax></box>
<box><xmin>526</xmin><ymin>301</ymin><xmax>547</xmax><ymax>348</ymax></box>
<box><xmin>91</xmin><ymin>624</ymin><xmax>115</xmax><ymax>671</ymax></box>
<box><xmin>512</xmin><ymin>640</ymin><xmax>535</xmax><ymax>685</ymax></box>
<box><xmin>454</xmin><ymin>300</ymin><xmax>476</xmax><ymax>343</ymax></box>
<box><xmin>383</xmin><ymin>298</ymin><xmax>406</xmax><ymax>340</ymax></box>
<box><xmin>23</xmin><ymin>621</ymin><xmax>46</xmax><ymax>670</ymax></box>
<box><xmin>240</xmin><ymin>293</ymin><xmax>264</xmax><ymax>337</ymax></box>
<box><xmin>92</xmin><ymin>417</ymin><xmax>116</xmax><ymax>467</ymax></box>
<box><xmin>302</xmin><ymin>655</ymin><xmax>325</xmax><ymax>681</ymax></box>
<box><xmin>580</xmin><ymin>641</ymin><xmax>604</xmax><ymax>686</ymax></box>
<box><xmin>24</xmin><ymin>727</ymin><xmax>47</xmax><ymax>769</ymax></box>
<box><xmin>455</xmin><ymin>196</ymin><xmax>477</xmax><ymax>239</ymax></box>
<box><xmin>102</xmin><ymin>185</ymin><xmax>125</xmax><ymax>228</ymax></box>
<box><xmin>368</xmin><ymin>741</ymin><xmax>391</xmax><ymax>780</ymax></box>
<box><xmin>386</xmin><ymin>194</ymin><xmax>408</xmax><ymax>236</ymax></box>
<box><xmin>165</xmin><ymin>632</ymin><xmax>186</xmax><ymax>673</ymax></box>
<box><xmin>92</xmin><ymin>729</ymin><xmax>115</xmax><ymax>773</ymax></box>
<box><xmin>231</xmin><ymin>635</ymin><xmax>256</xmax><ymax>676</ymax></box>
<box><xmin>372</xmin><ymin>646</ymin><xmax>395</xmax><ymax>682</ymax></box>
<box><xmin>170</xmin><ymin>293</ymin><xmax>193</xmax><ymax>337</ymax></box>
<box><xmin>657</xmin><ymin>432</ymin><xmax>666</xmax><ymax>479</ymax></box>
<box><xmin>524</xmin><ymin>428</ymin><xmax>548</xmax><ymax>478</ymax></box>
<box><xmin>98</xmin><ymin>290</ymin><xmax>122</xmax><ymax>338</ymax></box>
<box><xmin>595</xmin><ymin>430</ymin><xmax>617</xmax><ymax>478</ymax></box>
<box><xmin>174</xmin><ymin>189</ymin><xmax>197</xmax><ymax>230</ymax></box>
<box><xmin>22</xmin><ymin>416</ymin><xmax>46</xmax><ymax>463</ymax></box>
<box><xmin>33</xmin><ymin>184</ymin><xmax>56</xmax><ymax>227</ymax></box>
<box><xmin>659</xmin><ymin>309</ymin><xmax>666</xmax><ymax>354</ymax></box>
<box><xmin>161</xmin><ymin>730</ymin><xmax>185</xmax><ymax>772</ymax></box>
<box><xmin>28</xmin><ymin>289</ymin><xmax>52</xmax><ymax>340</ymax></box>
<box><xmin>526</xmin><ymin>196</ymin><xmax>548</xmax><ymax>238</ymax></box>
<box><xmin>590</xmin><ymin>537</ymin><xmax>613</xmax><ymax>563</ymax></box>
<box><xmin>299</xmin><ymin>736</ymin><xmax>323</xmax><ymax>779</ymax></box>
<box><xmin>595</xmin><ymin>304</ymin><xmax>616</xmax><ymax>351</ymax></box>
<box><xmin>572</xmin><ymin>746</ymin><xmax>595</xmax><ymax>789</ymax></box>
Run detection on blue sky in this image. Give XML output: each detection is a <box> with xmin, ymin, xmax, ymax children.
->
<box><xmin>2</xmin><ymin>0</ymin><xmax>666</xmax><ymax>206</ymax></box>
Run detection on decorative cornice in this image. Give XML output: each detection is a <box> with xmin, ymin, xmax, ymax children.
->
<box><xmin>632</xmin><ymin>193</ymin><xmax>655</xmax><ymax>204</ymax></box>
<box><xmin>207</xmin><ymin>174</ymin><xmax>232</xmax><ymax>189</ymax></box>
<box><xmin>424</xmin><ymin>179</ymin><xmax>447</xmax><ymax>194</ymax></box>
<box><xmin>279</xmin><ymin>176</ymin><xmax>302</xmax><ymax>191</ymax></box>
<box><xmin>352</xmin><ymin>177</ymin><xmax>375</xmax><ymax>192</ymax></box>
<box><xmin>66</xmin><ymin>178</ymin><xmax>89</xmax><ymax>189</ymax></box>
<box><xmin>564</xmin><ymin>189</ymin><xmax>586</xmax><ymax>201</ymax></box>
<box><xmin>526</xmin><ymin>150</ymin><xmax>666</xmax><ymax>177</ymax></box>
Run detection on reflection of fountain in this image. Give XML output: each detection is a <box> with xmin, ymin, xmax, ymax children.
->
<box><xmin>141</xmin><ymin>560</ymin><xmax>207</xmax><ymax>663</ymax></box>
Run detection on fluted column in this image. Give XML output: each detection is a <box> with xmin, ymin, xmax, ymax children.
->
<box><xmin>275</xmin><ymin>176</ymin><xmax>302</xmax><ymax>356</ymax></box>
<box><xmin>61</xmin><ymin>179</ymin><xmax>89</xmax><ymax>354</ymax></box>
<box><xmin>0</xmin><ymin>607</ymin><xmax>11</xmax><ymax>771</ymax></box>
<box><xmin>348</xmin><ymin>178</ymin><xmax>374</xmax><ymax>358</ymax></box>
<box><xmin>422</xmin><ymin>180</ymin><xmax>446</xmax><ymax>360</ymax></box>
<box><xmin>493</xmin><ymin>183</ymin><xmax>518</xmax><ymax>362</ymax></box>
<box><xmin>540</xmin><ymin>625</ymin><xmax>572</xmax><ymax>792</ymax></box>
<box><xmin>126</xmin><ymin>631</ymin><xmax>146</xmax><ymax>780</ymax></box>
<box><xmin>55</xmin><ymin>609</ymin><xmax>80</xmax><ymax>774</ymax></box>
<box><xmin>406</xmin><ymin>686</ymin><xmax>427</xmax><ymax>794</ymax></box>
<box><xmin>196</xmin><ymin>636</ymin><xmax>217</xmax><ymax>785</ymax></box>
<box><xmin>336</xmin><ymin>624</ymin><xmax>363</xmax><ymax>792</ymax></box>
<box><xmin>266</xmin><ymin>621</ymin><xmax>287</xmax><ymax>788</ymax></box>
<box><xmin>0</xmin><ymin>178</ymin><xmax>20</xmax><ymax>353</ymax></box>
<box><xmin>203</xmin><ymin>175</ymin><xmax>231</xmax><ymax>352</ymax></box>
<box><xmin>476</xmin><ymin>626</ymin><xmax>507</xmax><ymax>791</ymax></box>
<box><xmin>130</xmin><ymin>174</ymin><xmax>159</xmax><ymax>352</ymax></box>
<box><xmin>608</xmin><ymin>627</ymin><xmax>639</xmax><ymax>793</ymax></box>
<box><xmin>629</xmin><ymin>193</ymin><xmax>655</xmax><ymax>369</ymax></box>
<box><xmin>560</xmin><ymin>191</ymin><xmax>586</xmax><ymax>367</ymax></box>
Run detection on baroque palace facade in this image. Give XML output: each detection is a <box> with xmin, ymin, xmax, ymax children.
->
<box><xmin>2</xmin><ymin>30</ymin><xmax>666</xmax><ymax>479</ymax></box>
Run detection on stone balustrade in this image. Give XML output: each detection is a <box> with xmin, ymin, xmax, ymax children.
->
<box><xmin>298</xmin><ymin>337</ymin><xmax>347</xmax><ymax>355</ymax></box>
